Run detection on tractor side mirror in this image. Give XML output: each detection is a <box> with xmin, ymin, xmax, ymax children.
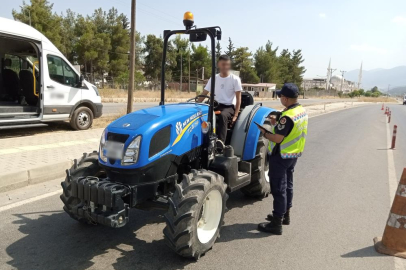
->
<box><xmin>190</xmin><ymin>32</ymin><xmax>207</xmax><ymax>42</ymax></box>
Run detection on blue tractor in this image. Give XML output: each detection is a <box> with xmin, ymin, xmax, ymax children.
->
<box><xmin>60</xmin><ymin>12</ymin><xmax>275</xmax><ymax>259</ymax></box>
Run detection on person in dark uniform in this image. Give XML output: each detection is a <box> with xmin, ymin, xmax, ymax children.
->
<box><xmin>256</xmin><ymin>83</ymin><xmax>308</xmax><ymax>235</ymax></box>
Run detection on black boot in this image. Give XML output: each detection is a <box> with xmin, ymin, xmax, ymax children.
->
<box><xmin>258</xmin><ymin>216</ymin><xmax>283</xmax><ymax>235</ymax></box>
<box><xmin>266</xmin><ymin>208</ymin><xmax>290</xmax><ymax>225</ymax></box>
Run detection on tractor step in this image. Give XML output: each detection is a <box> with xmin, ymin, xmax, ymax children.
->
<box><xmin>227</xmin><ymin>160</ymin><xmax>252</xmax><ymax>192</ymax></box>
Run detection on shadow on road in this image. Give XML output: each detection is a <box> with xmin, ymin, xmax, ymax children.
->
<box><xmin>0</xmin><ymin>122</ymin><xmax>72</xmax><ymax>139</ymax></box>
<box><xmin>5</xmin><ymin>192</ymin><xmax>267</xmax><ymax>270</ymax></box>
<box><xmin>6</xmin><ymin>209</ymin><xmax>194</xmax><ymax>270</ymax></box>
<box><xmin>341</xmin><ymin>246</ymin><xmax>385</xmax><ymax>258</ymax></box>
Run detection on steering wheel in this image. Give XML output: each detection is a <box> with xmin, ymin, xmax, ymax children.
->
<box><xmin>187</xmin><ymin>95</ymin><xmax>219</xmax><ymax>108</ymax></box>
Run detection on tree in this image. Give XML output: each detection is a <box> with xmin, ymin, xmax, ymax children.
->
<box><xmin>290</xmin><ymin>49</ymin><xmax>306</xmax><ymax>87</ymax></box>
<box><xmin>171</xmin><ymin>36</ymin><xmax>190</xmax><ymax>86</ymax></box>
<box><xmin>358</xmin><ymin>89</ymin><xmax>365</xmax><ymax>96</ymax></box>
<box><xmin>278</xmin><ymin>49</ymin><xmax>293</xmax><ymax>84</ymax></box>
<box><xmin>191</xmin><ymin>44</ymin><xmax>212</xmax><ymax>80</ymax></box>
<box><xmin>224</xmin><ymin>37</ymin><xmax>235</xmax><ymax>61</ymax></box>
<box><xmin>254</xmin><ymin>41</ymin><xmax>279</xmax><ymax>83</ymax></box>
<box><xmin>60</xmin><ymin>9</ymin><xmax>77</xmax><ymax>62</ymax></box>
<box><xmin>108</xmin><ymin>10</ymin><xmax>131</xmax><ymax>78</ymax></box>
<box><xmin>74</xmin><ymin>15</ymin><xmax>98</xmax><ymax>79</ymax></box>
<box><xmin>215</xmin><ymin>41</ymin><xmax>222</xmax><ymax>60</ymax></box>
<box><xmin>13</xmin><ymin>0</ymin><xmax>63</xmax><ymax>49</ymax></box>
<box><xmin>143</xmin><ymin>34</ymin><xmax>165</xmax><ymax>83</ymax></box>
<box><xmin>233</xmin><ymin>47</ymin><xmax>259</xmax><ymax>83</ymax></box>
<box><xmin>364</xmin><ymin>91</ymin><xmax>372</xmax><ymax>97</ymax></box>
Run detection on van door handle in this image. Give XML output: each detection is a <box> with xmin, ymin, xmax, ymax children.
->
<box><xmin>47</xmin><ymin>85</ymin><xmax>55</xmax><ymax>89</ymax></box>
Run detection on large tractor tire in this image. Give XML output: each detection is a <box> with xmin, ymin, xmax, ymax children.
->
<box><xmin>163</xmin><ymin>169</ymin><xmax>228</xmax><ymax>259</ymax></box>
<box><xmin>60</xmin><ymin>151</ymin><xmax>105</xmax><ymax>224</ymax></box>
<box><xmin>240</xmin><ymin>120</ymin><xmax>271</xmax><ymax>198</ymax></box>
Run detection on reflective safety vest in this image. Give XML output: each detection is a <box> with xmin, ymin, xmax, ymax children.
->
<box><xmin>268</xmin><ymin>105</ymin><xmax>308</xmax><ymax>159</ymax></box>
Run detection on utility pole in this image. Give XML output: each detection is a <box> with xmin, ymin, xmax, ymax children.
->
<box><xmin>196</xmin><ymin>69</ymin><xmax>198</xmax><ymax>89</ymax></box>
<box><xmin>188</xmin><ymin>49</ymin><xmax>191</xmax><ymax>92</ymax></box>
<box><xmin>202</xmin><ymin>67</ymin><xmax>204</xmax><ymax>80</ymax></box>
<box><xmin>180</xmin><ymin>53</ymin><xmax>183</xmax><ymax>91</ymax></box>
<box><xmin>326</xmin><ymin>58</ymin><xmax>336</xmax><ymax>92</ymax></box>
<box><xmin>357</xmin><ymin>61</ymin><xmax>363</xmax><ymax>89</ymax></box>
<box><xmin>127</xmin><ymin>0</ymin><xmax>136</xmax><ymax>114</ymax></box>
<box><xmin>340</xmin><ymin>70</ymin><xmax>346</xmax><ymax>92</ymax></box>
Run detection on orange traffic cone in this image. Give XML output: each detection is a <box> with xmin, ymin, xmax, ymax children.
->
<box><xmin>382</xmin><ymin>104</ymin><xmax>384</xmax><ymax>110</ymax></box>
<box><xmin>374</xmin><ymin>168</ymin><xmax>406</xmax><ymax>258</ymax></box>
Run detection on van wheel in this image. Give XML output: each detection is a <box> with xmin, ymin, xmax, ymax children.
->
<box><xmin>71</xmin><ymin>107</ymin><xmax>93</xmax><ymax>130</ymax></box>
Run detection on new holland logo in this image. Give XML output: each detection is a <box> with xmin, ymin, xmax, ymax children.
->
<box><xmin>176</xmin><ymin>122</ymin><xmax>183</xmax><ymax>135</ymax></box>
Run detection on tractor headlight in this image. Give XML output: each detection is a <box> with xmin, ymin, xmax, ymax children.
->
<box><xmin>122</xmin><ymin>136</ymin><xmax>141</xmax><ymax>165</ymax></box>
<box><xmin>99</xmin><ymin>129</ymin><xmax>107</xmax><ymax>162</ymax></box>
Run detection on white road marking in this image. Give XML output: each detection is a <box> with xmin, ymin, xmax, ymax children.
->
<box><xmin>0</xmin><ymin>189</ymin><xmax>61</xmax><ymax>213</ymax></box>
<box><xmin>386</xmin><ymin>121</ymin><xmax>406</xmax><ymax>270</ymax></box>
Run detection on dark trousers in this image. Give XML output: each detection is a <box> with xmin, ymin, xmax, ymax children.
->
<box><xmin>216</xmin><ymin>104</ymin><xmax>235</xmax><ymax>142</ymax></box>
<box><xmin>269</xmin><ymin>153</ymin><xmax>298</xmax><ymax>218</ymax></box>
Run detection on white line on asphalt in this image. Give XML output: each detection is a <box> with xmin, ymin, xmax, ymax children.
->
<box><xmin>386</xmin><ymin>121</ymin><xmax>406</xmax><ymax>270</ymax></box>
<box><xmin>0</xmin><ymin>189</ymin><xmax>61</xmax><ymax>213</ymax></box>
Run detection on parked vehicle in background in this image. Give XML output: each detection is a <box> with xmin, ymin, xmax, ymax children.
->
<box><xmin>0</xmin><ymin>17</ymin><xmax>102</xmax><ymax>130</ymax></box>
<box><xmin>403</xmin><ymin>95</ymin><xmax>406</xmax><ymax>105</ymax></box>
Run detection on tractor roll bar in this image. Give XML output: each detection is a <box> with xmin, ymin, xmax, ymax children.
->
<box><xmin>160</xmin><ymin>28</ymin><xmax>218</xmax><ymax>136</ymax></box>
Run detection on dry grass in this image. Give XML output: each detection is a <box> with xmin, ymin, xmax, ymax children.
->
<box><xmin>305</xmin><ymin>95</ymin><xmax>342</xmax><ymax>99</ymax></box>
<box><xmin>99</xmin><ymin>89</ymin><xmax>196</xmax><ymax>99</ymax></box>
<box><xmin>357</xmin><ymin>97</ymin><xmax>397</xmax><ymax>103</ymax></box>
<box><xmin>92</xmin><ymin>108</ymin><xmax>127</xmax><ymax>129</ymax></box>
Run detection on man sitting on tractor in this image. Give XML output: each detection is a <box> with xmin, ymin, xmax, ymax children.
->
<box><xmin>199</xmin><ymin>55</ymin><xmax>242</xmax><ymax>143</ymax></box>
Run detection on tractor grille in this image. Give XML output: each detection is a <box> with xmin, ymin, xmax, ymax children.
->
<box><xmin>107</xmin><ymin>132</ymin><xmax>129</xmax><ymax>143</ymax></box>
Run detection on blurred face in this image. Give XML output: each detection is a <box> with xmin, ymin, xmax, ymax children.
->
<box><xmin>280</xmin><ymin>95</ymin><xmax>289</xmax><ymax>106</ymax></box>
<box><xmin>218</xmin><ymin>59</ymin><xmax>231</xmax><ymax>75</ymax></box>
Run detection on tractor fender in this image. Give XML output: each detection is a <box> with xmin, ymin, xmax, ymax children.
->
<box><xmin>230</xmin><ymin>104</ymin><xmax>275</xmax><ymax>160</ymax></box>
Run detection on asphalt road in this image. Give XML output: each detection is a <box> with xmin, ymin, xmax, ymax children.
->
<box><xmin>0</xmin><ymin>104</ymin><xmax>403</xmax><ymax>270</ymax></box>
<box><xmin>102</xmin><ymin>98</ymin><xmax>349</xmax><ymax>115</ymax></box>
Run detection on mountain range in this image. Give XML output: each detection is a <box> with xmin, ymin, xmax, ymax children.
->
<box><xmin>344</xmin><ymin>66</ymin><xmax>406</xmax><ymax>92</ymax></box>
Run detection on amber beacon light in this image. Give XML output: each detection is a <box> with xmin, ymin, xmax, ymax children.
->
<box><xmin>183</xmin><ymin>11</ymin><xmax>194</xmax><ymax>29</ymax></box>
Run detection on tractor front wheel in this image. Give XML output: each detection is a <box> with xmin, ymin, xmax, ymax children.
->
<box><xmin>163</xmin><ymin>169</ymin><xmax>228</xmax><ymax>259</ymax></box>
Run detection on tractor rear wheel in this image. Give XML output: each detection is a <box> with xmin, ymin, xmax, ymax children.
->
<box><xmin>163</xmin><ymin>169</ymin><xmax>228</xmax><ymax>259</ymax></box>
<box><xmin>60</xmin><ymin>151</ymin><xmax>105</xmax><ymax>224</ymax></box>
<box><xmin>241</xmin><ymin>120</ymin><xmax>271</xmax><ymax>198</ymax></box>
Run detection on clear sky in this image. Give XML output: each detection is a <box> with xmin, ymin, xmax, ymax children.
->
<box><xmin>1</xmin><ymin>0</ymin><xmax>405</xmax><ymax>78</ymax></box>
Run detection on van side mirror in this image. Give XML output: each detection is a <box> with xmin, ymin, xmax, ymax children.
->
<box><xmin>79</xmin><ymin>74</ymin><xmax>84</xmax><ymax>87</ymax></box>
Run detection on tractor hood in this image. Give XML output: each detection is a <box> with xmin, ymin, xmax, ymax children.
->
<box><xmin>107</xmin><ymin>103</ymin><xmax>209</xmax><ymax>132</ymax></box>
<box><xmin>100</xmin><ymin>103</ymin><xmax>209</xmax><ymax>169</ymax></box>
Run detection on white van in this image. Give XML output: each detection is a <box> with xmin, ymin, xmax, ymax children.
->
<box><xmin>0</xmin><ymin>17</ymin><xmax>102</xmax><ymax>130</ymax></box>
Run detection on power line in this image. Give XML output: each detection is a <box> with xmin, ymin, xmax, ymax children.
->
<box><xmin>115</xmin><ymin>0</ymin><xmax>179</xmax><ymax>26</ymax></box>
<box><xmin>138</xmin><ymin>0</ymin><xmax>179</xmax><ymax>21</ymax></box>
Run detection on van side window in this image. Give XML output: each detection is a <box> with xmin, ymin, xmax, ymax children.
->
<box><xmin>4</xmin><ymin>54</ymin><xmax>21</xmax><ymax>74</ymax></box>
<box><xmin>47</xmin><ymin>55</ymin><xmax>79</xmax><ymax>87</ymax></box>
